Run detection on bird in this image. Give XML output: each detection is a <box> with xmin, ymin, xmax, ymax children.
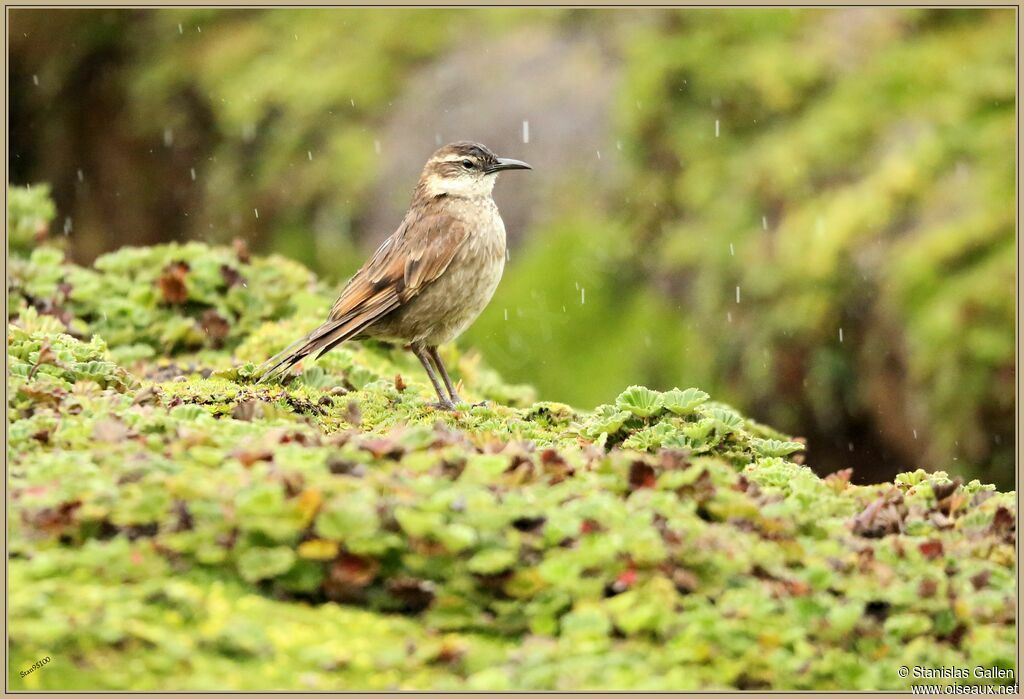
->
<box><xmin>256</xmin><ymin>141</ymin><xmax>531</xmax><ymax>409</ymax></box>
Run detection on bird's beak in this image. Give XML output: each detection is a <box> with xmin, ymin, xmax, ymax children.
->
<box><xmin>485</xmin><ymin>157</ymin><xmax>532</xmax><ymax>174</ymax></box>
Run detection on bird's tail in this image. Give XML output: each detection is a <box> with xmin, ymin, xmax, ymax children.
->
<box><xmin>254</xmin><ymin>316</ymin><xmax>368</xmax><ymax>385</ymax></box>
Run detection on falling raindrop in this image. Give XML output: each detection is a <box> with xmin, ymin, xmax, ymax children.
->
<box><xmin>435</xmin><ymin>133</ymin><xmax>442</xmax><ymax>146</ymax></box>
<box><xmin>350</xmin><ymin>98</ymin><xmax>355</xmax><ymax>107</ymax></box>
<box><xmin>504</xmin><ymin>309</ymin><xmax>509</xmax><ymax>321</ymax></box>
<box><xmin>596</xmin><ymin>150</ymin><xmax>602</xmax><ymax>160</ymax></box>
<box><xmin>735</xmin><ymin>286</ymin><xmax>741</xmax><ymax>304</ymax></box>
<box><xmin>616</xmin><ymin>140</ymin><xmax>622</xmax><ymax>151</ymax></box>
<box><xmin>839</xmin><ymin>327</ymin><xmax>844</xmax><ymax>343</ymax></box>
<box><xmin>253</xmin><ymin>208</ymin><xmax>259</xmax><ymax>220</ymax></box>
<box><xmin>32</xmin><ymin>74</ymin><xmax>39</xmax><ymax>86</ymax></box>
<box><xmin>913</xmin><ymin>429</ymin><xmax>918</xmax><ymax>440</ymax></box>
<box><xmin>580</xmin><ymin>288</ymin><xmax>586</xmax><ymax>304</ymax></box>
<box><xmin>715</xmin><ymin>119</ymin><xmax>720</xmax><ymax>137</ymax></box>
<box><xmin>761</xmin><ymin>215</ymin><xmax>768</xmax><ymax>231</ymax></box>
<box><xmin>77</xmin><ymin>169</ymin><xmax>84</xmax><ymax>182</ymax></box>
<box><xmin>63</xmin><ymin>217</ymin><xmax>72</xmax><ymax>235</ymax></box>
<box><xmin>729</xmin><ymin>243</ymin><xmax>735</xmax><ymax>256</ymax></box>
<box><xmin>178</xmin><ymin>23</ymin><xmax>183</xmax><ymax>34</ymax></box>
<box><xmin>307</xmin><ymin>150</ymin><xmax>313</xmax><ymax>161</ymax></box>
<box><xmin>848</xmin><ymin>442</ymin><xmax>854</xmax><ymax>452</ymax></box>
<box><xmin>190</xmin><ymin>168</ymin><xmax>196</xmax><ymax>181</ymax></box>
<box><xmin>374</xmin><ymin>139</ymin><xmax>381</xmax><ymax>155</ymax></box>
<box><xmin>727</xmin><ymin>311</ymin><xmax>733</xmax><ymax>323</ymax></box>
<box><xmin>522</xmin><ymin>120</ymin><xmax>529</xmax><ymax>144</ymax></box>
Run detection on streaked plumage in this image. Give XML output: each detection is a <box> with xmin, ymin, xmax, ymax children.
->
<box><xmin>256</xmin><ymin>141</ymin><xmax>531</xmax><ymax>409</ymax></box>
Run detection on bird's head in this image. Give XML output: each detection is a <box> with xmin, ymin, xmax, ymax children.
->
<box><xmin>417</xmin><ymin>141</ymin><xmax>531</xmax><ymax>199</ymax></box>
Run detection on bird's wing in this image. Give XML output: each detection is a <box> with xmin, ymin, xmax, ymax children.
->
<box><xmin>321</xmin><ymin>207</ymin><xmax>470</xmax><ymax>338</ymax></box>
<box><xmin>256</xmin><ymin>207</ymin><xmax>469</xmax><ymax>383</ymax></box>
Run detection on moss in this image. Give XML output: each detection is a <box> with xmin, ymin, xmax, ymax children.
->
<box><xmin>7</xmin><ymin>240</ymin><xmax>1016</xmax><ymax>690</ymax></box>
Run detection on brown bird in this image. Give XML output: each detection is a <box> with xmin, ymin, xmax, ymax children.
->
<box><xmin>256</xmin><ymin>141</ymin><xmax>531</xmax><ymax>409</ymax></box>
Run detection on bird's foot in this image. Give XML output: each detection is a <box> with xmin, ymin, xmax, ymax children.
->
<box><xmin>426</xmin><ymin>399</ymin><xmax>457</xmax><ymax>411</ymax></box>
<box><xmin>471</xmin><ymin>399</ymin><xmax>490</xmax><ymax>408</ymax></box>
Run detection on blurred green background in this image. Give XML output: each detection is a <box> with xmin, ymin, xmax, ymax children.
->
<box><xmin>8</xmin><ymin>8</ymin><xmax>1016</xmax><ymax>487</ymax></box>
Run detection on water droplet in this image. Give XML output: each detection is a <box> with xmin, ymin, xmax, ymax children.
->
<box><xmin>735</xmin><ymin>286</ymin><xmax>741</xmax><ymax>304</ymax></box>
<box><xmin>522</xmin><ymin>120</ymin><xmax>529</xmax><ymax>144</ymax></box>
<box><xmin>839</xmin><ymin>327</ymin><xmax>844</xmax><ymax>343</ymax></box>
<box><xmin>715</xmin><ymin>119</ymin><xmax>720</xmax><ymax>138</ymax></box>
<box><xmin>580</xmin><ymin>288</ymin><xmax>586</xmax><ymax>304</ymax></box>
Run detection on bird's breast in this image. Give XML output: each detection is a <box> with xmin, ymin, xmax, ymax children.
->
<box><xmin>368</xmin><ymin>199</ymin><xmax>507</xmax><ymax>346</ymax></box>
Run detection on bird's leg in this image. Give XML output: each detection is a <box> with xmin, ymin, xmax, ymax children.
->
<box><xmin>427</xmin><ymin>346</ymin><xmax>464</xmax><ymax>405</ymax></box>
<box><xmin>410</xmin><ymin>344</ymin><xmax>454</xmax><ymax>410</ymax></box>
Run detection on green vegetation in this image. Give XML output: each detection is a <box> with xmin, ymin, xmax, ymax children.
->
<box><xmin>10</xmin><ymin>8</ymin><xmax>1014</xmax><ymax>485</ymax></box>
<box><xmin>7</xmin><ymin>191</ymin><xmax>1016</xmax><ymax>689</ymax></box>
<box><xmin>469</xmin><ymin>9</ymin><xmax>1016</xmax><ymax>487</ymax></box>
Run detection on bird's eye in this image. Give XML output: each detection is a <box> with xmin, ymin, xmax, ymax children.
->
<box><xmin>461</xmin><ymin>159</ymin><xmax>474</xmax><ymax>169</ymax></box>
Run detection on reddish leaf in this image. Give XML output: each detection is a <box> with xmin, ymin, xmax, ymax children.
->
<box><xmin>918</xmin><ymin>539</ymin><xmax>944</xmax><ymax>560</ymax></box>
<box><xmin>157</xmin><ymin>261</ymin><xmax>190</xmax><ymax>305</ymax></box>
<box><xmin>851</xmin><ymin>488</ymin><xmax>906</xmax><ymax>538</ymax></box>
<box><xmin>628</xmin><ymin>461</ymin><xmax>657</xmax><ymax>491</ymax></box>
<box><xmin>970</xmin><ymin>569</ymin><xmax>991</xmax><ymax>591</ymax></box>
<box><xmin>220</xmin><ymin>264</ymin><xmax>244</xmax><ymax>288</ymax></box>
<box><xmin>232</xmin><ymin>237</ymin><xmax>251</xmax><ymax>263</ymax></box>
<box><xmin>918</xmin><ymin>578</ymin><xmax>938</xmax><ymax>598</ymax></box>
<box><xmin>990</xmin><ymin>506</ymin><xmax>1015</xmax><ymax>544</ymax></box>
<box><xmin>200</xmin><ymin>309</ymin><xmax>230</xmax><ymax>347</ymax></box>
